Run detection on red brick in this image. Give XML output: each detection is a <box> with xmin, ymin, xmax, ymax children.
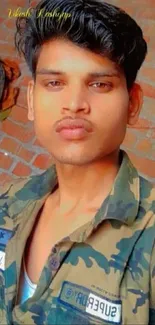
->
<box><xmin>0</xmin><ymin>28</ymin><xmax>12</xmax><ymax>41</ymax></box>
<box><xmin>29</xmin><ymin>0</ymin><xmax>39</xmax><ymax>6</ymax></box>
<box><xmin>129</xmin><ymin>118</ymin><xmax>152</xmax><ymax>130</ymax></box>
<box><xmin>151</xmin><ymin>130</ymin><xmax>155</xmax><ymax>139</ymax></box>
<box><xmin>152</xmin><ymin>150</ymin><xmax>155</xmax><ymax>159</ymax></box>
<box><xmin>130</xmin><ymin>129</ymin><xmax>148</xmax><ymax>136</ymax></box>
<box><xmin>140</xmin><ymin>82</ymin><xmax>155</xmax><ymax>99</ymax></box>
<box><xmin>143</xmin><ymin>22</ymin><xmax>155</xmax><ymax>37</ymax></box>
<box><xmin>121</xmin><ymin>6</ymin><xmax>136</xmax><ymax>16</ymax></box>
<box><xmin>136</xmin><ymin>139</ymin><xmax>152</xmax><ymax>153</ymax></box>
<box><xmin>12</xmin><ymin>162</ymin><xmax>32</xmax><ymax>177</ymax></box>
<box><xmin>9</xmin><ymin>105</ymin><xmax>28</xmax><ymax>124</ymax></box>
<box><xmin>0</xmin><ymin>152</ymin><xmax>13</xmax><ymax>169</ymax></box>
<box><xmin>0</xmin><ymin>137</ymin><xmax>20</xmax><ymax>154</ymax></box>
<box><xmin>33</xmin><ymin>138</ymin><xmax>45</xmax><ymax>148</ymax></box>
<box><xmin>16</xmin><ymin>88</ymin><xmax>28</xmax><ymax>108</ymax></box>
<box><xmin>6</xmin><ymin>0</ymin><xmax>26</xmax><ymax>7</ymax></box>
<box><xmin>6</xmin><ymin>32</ymin><xmax>14</xmax><ymax>42</ymax></box>
<box><xmin>132</xmin><ymin>0</ymin><xmax>155</xmax><ymax>6</ymax></box>
<box><xmin>0</xmin><ymin>173</ymin><xmax>14</xmax><ymax>186</ymax></box>
<box><xmin>3</xmin><ymin>19</ymin><xmax>16</xmax><ymax>30</ymax></box>
<box><xmin>1</xmin><ymin>119</ymin><xmax>35</xmax><ymax>143</ymax></box>
<box><xmin>0</xmin><ymin>43</ymin><xmax>16</xmax><ymax>56</ymax></box>
<box><xmin>17</xmin><ymin>147</ymin><xmax>34</xmax><ymax>162</ymax></box>
<box><xmin>144</xmin><ymin>35</ymin><xmax>150</xmax><ymax>44</ymax></box>
<box><xmin>143</xmin><ymin>98</ymin><xmax>155</xmax><ymax>118</ymax></box>
<box><xmin>122</xmin><ymin>131</ymin><xmax>137</xmax><ymax>148</ymax></box>
<box><xmin>33</xmin><ymin>154</ymin><xmax>53</xmax><ymax>169</ymax></box>
<box><xmin>20</xmin><ymin>76</ymin><xmax>32</xmax><ymax>87</ymax></box>
<box><xmin>140</xmin><ymin>67</ymin><xmax>155</xmax><ymax>84</ymax></box>
<box><xmin>145</xmin><ymin>50</ymin><xmax>155</xmax><ymax>64</ymax></box>
<box><xmin>149</xmin><ymin>41</ymin><xmax>155</xmax><ymax>51</ymax></box>
<box><xmin>127</xmin><ymin>151</ymin><xmax>155</xmax><ymax>179</ymax></box>
<box><xmin>136</xmin><ymin>8</ymin><xmax>155</xmax><ymax>19</ymax></box>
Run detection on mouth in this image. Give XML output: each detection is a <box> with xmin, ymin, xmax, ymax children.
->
<box><xmin>58</xmin><ymin>127</ymin><xmax>89</xmax><ymax>140</ymax></box>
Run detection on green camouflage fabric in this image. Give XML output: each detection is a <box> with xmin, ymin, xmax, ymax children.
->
<box><xmin>0</xmin><ymin>149</ymin><xmax>155</xmax><ymax>324</ymax></box>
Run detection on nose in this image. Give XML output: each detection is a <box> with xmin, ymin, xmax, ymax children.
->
<box><xmin>62</xmin><ymin>87</ymin><xmax>90</xmax><ymax>113</ymax></box>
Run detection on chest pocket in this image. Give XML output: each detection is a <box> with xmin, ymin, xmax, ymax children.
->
<box><xmin>47</xmin><ymin>300</ymin><xmax>96</xmax><ymax>325</ymax></box>
<box><xmin>46</xmin><ymin>281</ymin><xmax>122</xmax><ymax>325</ymax></box>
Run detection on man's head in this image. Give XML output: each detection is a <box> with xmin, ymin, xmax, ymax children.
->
<box><xmin>15</xmin><ymin>0</ymin><xmax>147</xmax><ymax>166</ymax></box>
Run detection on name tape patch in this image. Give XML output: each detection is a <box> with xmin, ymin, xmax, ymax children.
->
<box><xmin>59</xmin><ymin>281</ymin><xmax>122</xmax><ymax>324</ymax></box>
<box><xmin>86</xmin><ymin>292</ymin><xmax>121</xmax><ymax>323</ymax></box>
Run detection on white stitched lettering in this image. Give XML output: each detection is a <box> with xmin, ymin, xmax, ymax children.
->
<box><xmin>86</xmin><ymin>293</ymin><xmax>121</xmax><ymax>323</ymax></box>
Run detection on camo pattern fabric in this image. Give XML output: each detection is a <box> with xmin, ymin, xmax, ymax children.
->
<box><xmin>0</xmin><ymin>149</ymin><xmax>155</xmax><ymax>325</ymax></box>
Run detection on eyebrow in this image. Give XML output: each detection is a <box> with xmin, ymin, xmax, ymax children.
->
<box><xmin>36</xmin><ymin>68</ymin><xmax>121</xmax><ymax>78</ymax></box>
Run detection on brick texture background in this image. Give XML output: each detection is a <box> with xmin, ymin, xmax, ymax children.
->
<box><xmin>0</xmin><ymin>0</ymin><xmax>155</xmax><ymax>187</ymax></box>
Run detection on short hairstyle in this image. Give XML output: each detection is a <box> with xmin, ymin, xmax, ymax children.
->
<box><xmin>15</xmin><ymin>0</ymin><xmax>147</xmax><ymax>89</ymax></box>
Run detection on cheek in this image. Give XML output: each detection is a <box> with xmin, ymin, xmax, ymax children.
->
<box><xmin>92</xmin><ymin>91</ymin><xmax>129</xmax><ymax>128</ymax></box>
<box><xmin>33</xmin><ymin>89</ymin><xmax>59</xmax><ymax>125</ymax></box>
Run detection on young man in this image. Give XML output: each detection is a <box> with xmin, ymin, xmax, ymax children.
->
<box><xmin>0</xmin><ymin>0</ymin><xmax>155</xmax><ymax>323</ymax></box>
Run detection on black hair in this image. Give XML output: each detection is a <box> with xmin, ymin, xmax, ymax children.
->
<box><xmin>15</xmin><ymin>0</ymin><xmax>147</xmax><ymax>89</ymax></box>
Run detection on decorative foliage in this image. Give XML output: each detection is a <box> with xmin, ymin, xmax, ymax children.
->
<box><xmin>0</xmin><ymin>59</ymin><xmax>20</xmax><ymax>121</ymax></box>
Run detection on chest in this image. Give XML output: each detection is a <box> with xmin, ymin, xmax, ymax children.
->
<box><xmin>24</xmin><ymin>206</ymin><xmax>69</xmax><ymax>283</ymax></box>
<box><xmin>24</xmin><ymin>204</ymin><xmax>98</xmax><ymax>284</ymax></box>
<box><xmin>11</xmin><ymin>221</ymin><xmax>152</xmax><ymax>325</ymax></box>
<box><xmin>1</xmin><ymin>217</ymin><xmax>154</xmax><ymax>325</ymax></box>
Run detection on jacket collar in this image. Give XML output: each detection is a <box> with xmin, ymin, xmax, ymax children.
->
<box><xmin>92</xmin><ymin>149</ymin><xmax>140</xmax><ymax>227</ymax></box>
<box><xmin>12</xmin><ymin>149</ymin><xmax>139</xmax><ymax>228</ymax></box>
<box><xmin>40</xmin><ymin>149</ymin><xmax>139</xmax><ymax>226</ymax></box>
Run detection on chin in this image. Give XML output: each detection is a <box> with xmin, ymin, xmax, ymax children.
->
<box><xmin>51</xmin><ymin>152</ymin><xmax>102</xmax><ymax>166</ymax></box>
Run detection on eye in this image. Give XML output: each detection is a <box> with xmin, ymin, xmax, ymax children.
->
<box><xmin>92</xmin><ymin>82</ymin><xmax>105</xmax><ymax>87</ymax></box>
<box><xmin>89</xmin><ymin>82</ymin><xmax>113</xmax><ymax>92</ymax></box>
<box><xmin>45</xmin><ymin>80</ymin><xmax>64</xmax><ymax>88</ymax></box>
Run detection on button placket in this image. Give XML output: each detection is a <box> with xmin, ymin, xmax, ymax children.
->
<box><xmin>49</xmin><ymin>245</ymin><xmax>60</xmax><ymax>271</ymax></box>
<box><xmin>49</xmin><ymin>237</ymin><xmax>73</xmax><ymax>273</ymax></box>
<box><xmin>49</xmin><ymin>255</ymin><xmax>60</xmax><ymax>271</ymax></box>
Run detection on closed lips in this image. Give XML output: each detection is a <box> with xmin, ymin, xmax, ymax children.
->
<box><xmin>56</xmin><ymin>119</ymin><xmax>92</xmax><ymax>132</ymax></box>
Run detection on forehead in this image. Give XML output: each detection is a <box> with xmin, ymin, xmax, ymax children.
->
<box><xmin>36</xmin><ymin>38</ymin><xmax>121</xmax><ymax>75</ymax></box>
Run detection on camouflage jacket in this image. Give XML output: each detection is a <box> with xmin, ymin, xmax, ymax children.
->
<box><xmin>0</xmin><ymin>149</ymin><xmax>155</xmax><ymax>325</ymax></box>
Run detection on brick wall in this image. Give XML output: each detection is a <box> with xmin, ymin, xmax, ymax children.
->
<box><xmin>0</xmin><ymin>0</ymin><xmax>155</xmax><ymax>187</ymax></box>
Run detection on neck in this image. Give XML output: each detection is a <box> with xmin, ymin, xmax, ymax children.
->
<box><xmin>51</xmin><ymin>149</ymin><xmax>122</xmax><ymax>215</ymax></box>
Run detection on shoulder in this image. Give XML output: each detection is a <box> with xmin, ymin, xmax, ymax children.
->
<box><xmin>138</xmin><ymin>175</ymin><xmax>155</xmax><ymax>222</ymax></box>
<box><xmin>0</xmin><ymin>176</ymin><xmax>31</xmax><ymax>225</ymax></box>
<box><xmin>0</xmin><ymin>166</ymin><xmax>55</xmax><ymax>225</ymax></box>
<box><xmin>139</xmin><ymin>175</ymin><xmax>155</xmax><ymax>206</ymax></box>
<box><xmin>0</xmin><ymin>176</ymin><xmax>30</xmax><ymax>202</ymax></box>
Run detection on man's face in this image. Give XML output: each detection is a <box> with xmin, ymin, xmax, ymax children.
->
<box><xmin>27</xmin><ymin>38</ymin><xmax>141</xmax><ymax>166</ymax></box>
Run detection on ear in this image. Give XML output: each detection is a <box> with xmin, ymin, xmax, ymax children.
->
<box><xmin>27</xmin><ymin>80</ymin><xmax>35</xmax><ymax>121</ymax></box>
<box><xmin>127</xmin><ymin>83</ymin><xmax>143</xmax><ymax>126</ymax></box>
